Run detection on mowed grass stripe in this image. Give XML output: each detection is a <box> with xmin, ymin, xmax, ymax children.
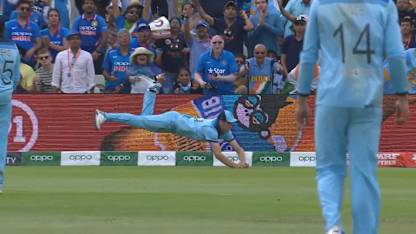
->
<box><xmin>0</xmin><ymin>167</ymin><xmax>414</xmax><ymax>234</ymax></box>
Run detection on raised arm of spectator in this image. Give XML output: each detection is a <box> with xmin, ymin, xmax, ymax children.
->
<box><xmin>241</xmin><ymin>10</ymin><xmax>254</xmax><ymax>31</ymax></box>
<box><xmin>112</xmin><ymin>0</ymin><xmax>121</xmax><ymax>18</ymax></box>
<box><xmin>26</xmin><ymin>37</ymin><xmax>42</xmax><ymax>60</ymax></box>
<box><xmin>262</xmin><ymin>14</ymin><xmax>284</xmax><ymax>36</ymax></box>
<box><xmin>192</xmin><ymin>0</ymin><xmax>214</xmax><ymax>26</ymax></box>
<box><xmin>143</xmin><ymin>0</ymin><xmax>153</xmax><ymax>21</ymax></box>
<box><xmin>183</xmin><ymin>16</ymin><xmax>192</xmax><ymax>44</ymax></box>
<box><xmin>277</xmin><ymin>0</ymin><xmax>296</xmax><ymax>22</ymax></box>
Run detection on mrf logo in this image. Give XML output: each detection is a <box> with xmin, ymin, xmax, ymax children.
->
<box><xmin>8</xmin><ymin>100</ymin><xmax>39</xmax><ymax>152</ymax></box>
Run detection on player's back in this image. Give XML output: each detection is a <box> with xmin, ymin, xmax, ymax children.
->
<box><xmin>303</xmin><ymin>0</ymin><xmax>402</xmax><ymax>107</ymax></box>
<box><xmin>0</xmin><ymin>42</ymin><xmax>20</xmax><ymax>93</ymax></box>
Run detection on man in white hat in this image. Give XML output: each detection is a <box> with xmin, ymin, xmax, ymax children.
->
<box><xmin>128</xmin><ymin>46</ymin><xmax>164</xmax><ymax>93</ymax></box>
<box><xmin>95</xmin><ymin>84</ymin><xmax>248</xmax><ymax>169</ymax></box>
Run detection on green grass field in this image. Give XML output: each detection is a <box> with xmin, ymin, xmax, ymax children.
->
<box><xmin>0</xmin><ymin>167</ymin><xmax>414</xmax><ymax>234</ymax></box>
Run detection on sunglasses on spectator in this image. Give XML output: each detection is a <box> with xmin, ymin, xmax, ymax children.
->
<box><xmin>38</xmin><ymin>55</ymin><xmax>50</xmax><ymax>60</ymax></box>
<box><xmin>128</xmin><ymin>10</ymin><xmax>138</xmax><ymax>15</ymax></box>
<box><xmin>212</xmin><ymin>41</ymin><xmax>223</xmax><ymax>44</ymax></box>
<box><xmin>255</xmin><ymin>51</ymin><xmax>266</xmax><ymax>55</ymax></box>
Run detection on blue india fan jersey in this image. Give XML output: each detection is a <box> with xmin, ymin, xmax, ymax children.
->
<box><xmin>0</xmin><ymin>42</ymin><xmax>21</xmax><ymax>92</ymax></box>
<box><xmin>4</xmin><ymin>19</ymin><xmax>40</xmax><ymax>51</ymax></box>
<box><xmin>298</xmin><ymin>0</ymin><xmax>407</xmax><ymax>107</ymax></box>
<box><xmin>40</xmin><ymin>27</ymin><xmax>70</xmax><ymax>59</ymax></box>
<box><xmin>72</xmin><ymin>14</ymin><xmax>108</xmax><ymax>53</ymax></box>
<box><xmin>102</xmin><ymin>48</ymin><xmax>133</xmax><ymax>90</ymax></box>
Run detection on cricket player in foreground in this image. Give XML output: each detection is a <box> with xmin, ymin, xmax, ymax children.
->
<box><xmin>0</xmin><ymin>42</ymin><xmax>21</xmax><ymax>193</ymax></box>
<box><xmin>296</xmin><ymin>0</ymin><xmax>409</xmax><ymax>233</ymax></box>
<box><xmin>95</xmin><ymin>84</ymin><xmax>248</xmax><ymax>169</ymax></box>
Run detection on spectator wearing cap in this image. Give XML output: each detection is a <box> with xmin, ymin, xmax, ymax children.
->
<box><xmin>130</xmin><ymin>22</ymin><xmax>157</xmax><ymax>54</ymax></box>
<box><xmin>52</xmin><ymin>31</ymin><xmax>96</xmax><ymax>93</ymax></box>
<box><xmin>9</xmin><ymin>0</ymin><xmax>46</xmax><ymax>28</ymax></box>
<box><xmin>194</xmin><ymin>0</ymin><xmax>253</xmax><ymax>55</ymax></box>
<box><xmin>4</xmin><ymin>0</ymin><xmax>42</xmax><ymax>64</ymax></box>
<box><xmin>194</xmin><ymin>35</ymin><xmax>238</xmax><ymax>95</ymax></box>
<box><xmin>181</xmin><ymin>1</ymin><xmax>202</xmax><ymax>32</ymax></box>
<box><xmin>154</xmin><ymin>17</ymin><xmax>188</xmax><ymax>93</ymax></box>
<box><xmin>281</xmin><ymin>14</ymin><xmax>306</xmax><ymax>74</ymax></box>
<box><xmin>102</xmin><ymin>29</ymin><xmax>134</xmax><ymax>93</ymax></box>
<box><xmin>247</xmin><ymin>0</ymin><xmax>284</xmax><ymax>57</ymax></box>
<box><xmin>128</xmin><ymin>47</ymin><xmax>164</xmax><ymax>93</ymax></box>
<box><xmin>109</xmin><ymin>0</ymin><xmax>151</xmax><ymax>33</ymax></box>
<box><xmin>401</xmin><ymin>16</ymin><xmax>416</xmax><ymax>49</ymax></box>
<box><xmin>277</xmin><ymin>0</ymin><xmax>311</xmax><ymax>37</ymax></box>
<box><xmin>40</xmin><ymin>8</ymin><xmax>70</xmax><ymax>62</ymax></box>
<box><xmin>184</xmin><ymin>19</ymin><xmax>211</xmax><ymax>81</ymax></box>
<box><xmin>72</xmin><ymin>0</ymin><xmax>108</xmax><ymax>73</ymax></box>
<box><xmin>397</xmin><ymin>0</ymin><xmax>416</xmax><ymax>22</ymax></box>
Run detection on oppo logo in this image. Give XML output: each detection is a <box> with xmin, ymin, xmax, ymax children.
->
<box><xmin>107</xmin><ymin>155</ymin><xmax>131</xmax><ymax>161</ymax></box>
<box><xmin>260</xmin><ymin>156</ymin><xmax>283</xmax><ymax>163</ymax></box>
<box><xmin>30</xmin><ymin>155</ymin><xmax>53</xmax><ymax>161</ymax></box>
<box><xmin>183</xmin><ymin>156</ymin><xmax>206</xmax><ymax>162</ymax></box>
<box><xmin>69</xmin><ymin>155</ymin><xmax>93</xmax><ymax>160</ymax></box>
<box><xmin>227</xmin><ymin>156</ymin><xmax>239</xmax><ymax>162</ymax></box>
<box><xmin>146</xmin><ymin>155</ymin><xmax>169</xmax><ymax>161</ymax></box>
<box><xmin>299</xmin><ymin>156</ymin><xmax>315</xmax><ymax>162</ymax></box>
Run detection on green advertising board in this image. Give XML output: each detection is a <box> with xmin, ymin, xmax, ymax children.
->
<box><xmin>23</xmin><ymin>152</ymin><xmax>61</xmax><ymax>166</ymax></box>
<box><xmin>100</xmin><ymin>152</ymin><xmax>138</xmax><ymax>166</ymax></box>
<box><xmin>252</xmin><ymin>152</ymin><xmax>290</xmax><ymax>167</ymax></box>
<box><xmin>176</xmin><ymin>152</ymin><xmax>213</xmax><ymax>166</ymax></box>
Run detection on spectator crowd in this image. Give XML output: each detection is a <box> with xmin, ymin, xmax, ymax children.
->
<box><xmin>0</xmin><ymin>0</ymin><xmax>415</xmax><ymax>94</ymax></box>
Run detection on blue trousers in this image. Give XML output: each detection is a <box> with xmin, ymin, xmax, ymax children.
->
<box><xmin>315</xmin><ymin>105</ymin><xmax>382</xmax><ymax>234</ymax></box>
<box><xmin>104</xmin><ymin>91</ymin><xmax>180</xmax><ymax>133</ymax></box>
<box><xmin>0</xmin><ymin>90</ymin><xmax>13</xmax><ymax>190</ymax></box>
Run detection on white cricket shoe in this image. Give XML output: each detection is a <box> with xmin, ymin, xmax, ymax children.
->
<box><xmin>326</xmin><ymin>226</ymin><xmax>345</xmax><ymax>234</ymax></box>
<box><xmin>95</xmin><ymin>109</ymin><xmax>106</xmax><ymax>130</ymax></box>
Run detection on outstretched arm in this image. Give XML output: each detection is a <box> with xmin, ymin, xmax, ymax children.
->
<box><xmin>228</xmin><ymin>139</ymin><xmax>248</xmax><ymax>168</ymax></box>
<box><xmin>210</xmin><ymin>142</ymin><xmax>239</xmax><ymax>168</ymax></box>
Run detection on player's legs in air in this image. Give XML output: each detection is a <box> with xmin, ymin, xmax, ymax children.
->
<box><xmin>0</xmin><ymin>90</ymin><xmax>13</xmax><ymax>192</ymax></box>
<box><xmin>95</xmin><ymin>83</ymin><xmax>181</xmax><ymax>133</ymax></box>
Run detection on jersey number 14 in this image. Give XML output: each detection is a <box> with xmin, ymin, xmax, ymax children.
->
<box><xmin>333</xmin><ymin>23</ymin><xmax>375</xmax><ymax>64</ymax></box>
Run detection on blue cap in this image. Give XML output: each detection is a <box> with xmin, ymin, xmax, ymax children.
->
<box><xmin>196</xmin><ymin>20</ymin><xmax>209</xmax><ymax>29</ymax></box>
<box><xmin>218</xmin><ymin>110</ymin><xmax>237</xmax><ymax>123</ymax></box>
<box><xmin>66</xmin><ymin>31</ymin><xmax>81</xmax><ymax>39</ymax></box>
<box><xmin>135</xmin><ymin>23</ymin><xmax>151</xmax><ymax>32</ymax></box>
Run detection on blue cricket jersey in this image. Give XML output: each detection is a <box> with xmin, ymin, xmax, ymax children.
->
<box><xmin>72</xmin><ymin>14</ymin><xmax>108</xmax><ymax>53</ymax></box>
<box><xmin>0</xmin><ymin>42</ymin><xmax>21</xmax><ymax>92</ymax></box>
<box><xmin>174</xmin><ymin>115</ymin><xmax>234</xmax><ymax>142</ymax></box>
<box><xmin>40</xmin><ymin>27</ymin><xmax>70</xmax><ymax>59</ymax></box>
<box><xmin>298</xmin><ymin>0</ymin><xmax>408</xmax><ymax>107</ymax></box>
<box><xmin>102</xmin><ymin>48</ymin><xmax>132</xmax><ymax>90</ymax></box>
<box><xmin>4</xmin><ymin>19</ymin><xmax>40</xmax><ymax>51</ymax></box>
<box><xmin>196</xmin><ymin>50</ymin><xmax>238</xmax><ymax>95</ymax></box>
